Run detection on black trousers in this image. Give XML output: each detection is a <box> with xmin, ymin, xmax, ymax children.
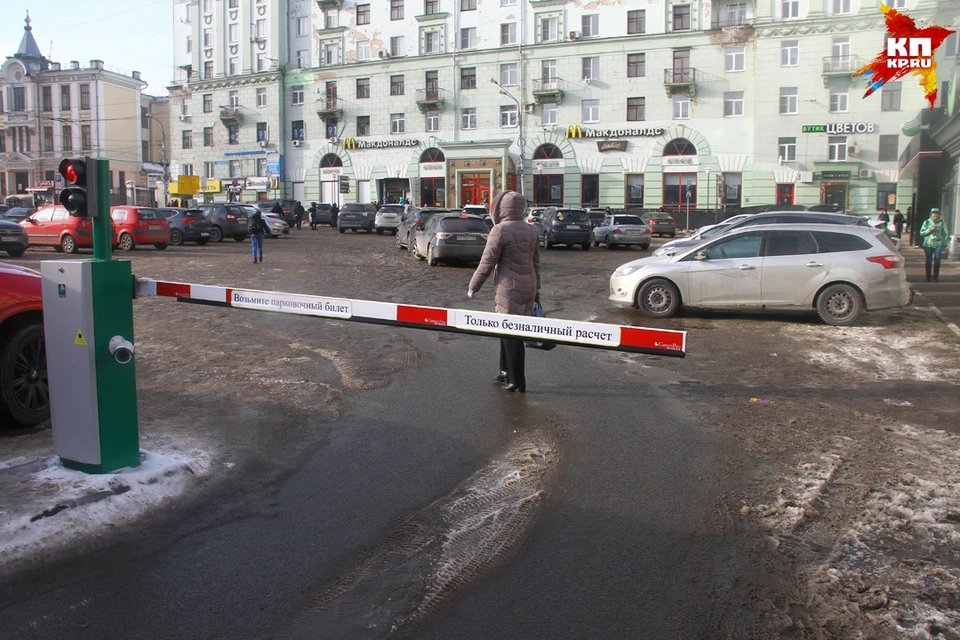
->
<box><xmin>499</xmin><ymin>337</ymin><xmax>525</xmax><ymax>387</ymax></box>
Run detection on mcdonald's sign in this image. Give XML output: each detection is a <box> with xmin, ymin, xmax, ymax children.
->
<box><xmin>344</xmin><ymin>137</ymin><xmax>358</xmax><ymax>149</ymax></box>
<box><xmin>342</xmin><ymin>137</ymin><xmax>419</xmax><ymax>150</ymax></box>
<box><xmin>565</xmin><ymin>124</ymin><xmax>584</xmax><ymax>139</ymax></box>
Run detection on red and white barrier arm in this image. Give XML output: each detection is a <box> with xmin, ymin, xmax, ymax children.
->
<box><xmin>135</xmin><ymin>278</ymin><xmax>687</xmax><ymax>357</ymax></box>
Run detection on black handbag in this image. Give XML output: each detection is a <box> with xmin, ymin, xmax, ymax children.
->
<box><xmin>524</xmin><ymin>301</ymin><xmax>557</xmax><ymax>351</ymax></box>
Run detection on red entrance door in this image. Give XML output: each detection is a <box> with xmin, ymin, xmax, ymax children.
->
<box><xmin>461</xmin><ymin>173</ymin><xmax>490</xmax><ymax>206</ymax></box>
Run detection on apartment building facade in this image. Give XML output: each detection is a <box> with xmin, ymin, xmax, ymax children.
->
<box><xmin>168</xmin><ymin>0</ymin><xmax>956</xmax><ymax>213</ymax></box>
<box><xmin>0</xmin><ymin>14</ymin><xmax>153</xmax><ymax>204</ymax></box>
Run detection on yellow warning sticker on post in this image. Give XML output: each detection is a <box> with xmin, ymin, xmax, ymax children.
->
<box><xmin>74</xmin><ymin>330</ymin><xmax>88</xmax><ymax>346</ymax></box>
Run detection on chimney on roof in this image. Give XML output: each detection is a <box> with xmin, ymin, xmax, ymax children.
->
<box><xmin>90</xmin><ymin>59</ymin><xmax>103</xmax><ymax>69</ymax></box>
<box><xmin>70</xmin><ymin>60</ymin><xmax>79</xmax><ymax>69</ymax></box>
<box><xmin>51</xmin><ymin>62</ymin><xmax>61</xmax><ymax>71</ymax></box>
<box><xmin>132</xmin><ymin>70</ymin><xmax>141</xmax><ymax>80</ymax></box>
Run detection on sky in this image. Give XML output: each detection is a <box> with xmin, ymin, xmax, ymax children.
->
<box><xmin>0</xmin><ymin>0</ymin><xmax>174</xmax><ymax>97</ymax></box>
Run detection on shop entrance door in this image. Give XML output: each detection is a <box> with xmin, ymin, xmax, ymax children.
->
<box><xmin>15</xmin><ymin>172</ymin><xmax>29</xmax><ymax>194</ymax></box>
<box><xmin>321</xmin><ymin>180</ymin><xmax>340</xmax><ymax>206</ymax></box>
<box><xmin>533</xmin><ymin>175</ymin><xmax>563</xmax><ymax>205</ymax></box>
<box><xmin>381</xmin><ymin>178</ymin><xmax>409</xmax><ymax>204</ymax></box>
<box><xmin>461</xmin><ymin>173</ymin><xmax>490</xmax><ymax>207</ymax></box>
<box><xmin>420</xmin><ymin>177</ymin><xmax>445</xmax><ymax>207</ymax></box>
<box><xmin>823</xmin><ymin>183</ymin><xmax>847</xmax><ymax>209</ymax></box>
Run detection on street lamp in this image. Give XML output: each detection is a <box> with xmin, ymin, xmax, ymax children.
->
<box><xmin>705</xmin><ymin>167</ymin><xmax>712</xmax><ymax>223</ymax></box>
<box><xmin>489</xmin><ymin>77</ymin><xmax>525</xmax><ymax>197</ymax></box>
<box><xmin>145</xmin><ymin>113</ymin><xmax>169</xmax><ymax>207</ymax></box>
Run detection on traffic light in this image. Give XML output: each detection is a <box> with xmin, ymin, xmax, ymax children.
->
<box><xmin>59</xmin><ymin>157</ymin><xmax>97</xmax><ymax>217</ymax></box>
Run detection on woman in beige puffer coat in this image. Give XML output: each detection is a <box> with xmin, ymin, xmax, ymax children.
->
<box><xmin>468</xmin><ymin>190</ymin><xmax>541</xmax><ymax>393</ymax></box>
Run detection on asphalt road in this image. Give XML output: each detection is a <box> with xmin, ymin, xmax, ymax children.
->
<box><xmin>1</xmin><ymin>229</ymin><xmax>735</xmax><ymax>639</ymax></box>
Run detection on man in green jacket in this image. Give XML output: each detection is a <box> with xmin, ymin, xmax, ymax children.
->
<box><xmin>919</xmin><ymin>208</ymin><xmax>949</xmax><ymax>282</ymax></box>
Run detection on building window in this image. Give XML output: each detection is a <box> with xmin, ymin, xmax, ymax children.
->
<box><xmin>292</xmin><ymin>86</ymin><xmax>304</xmax><ymax>105</ymax></box>
<box><xmin>627</xmin><ymin>53</ymin><xmax>645</xmax><ymax>78</ymax></box>
<box><xmin>203</xmin><ymin>94</ymin><xmax>213</xmax><ymax>112</ymax></box>
<box><xmin>256</xmin><ymin>52</ymin><xmax>268</xmax><ymax>71</ymax></box>
<box><xmin>881</xmin><ymin>81</ymin><xmax>901</xmax><ymax>111</ymax></box>
<box><xmin>727</xmin><ymin>2</ymin><xmax>747</xmax><ymax>25</ymax></box>
<box><xmin>627</xmin><ymin>9</ymin><xmax>646</xmax><ymax>34</ymax></box>
<box><xmin>778</xmin><ymin>137</ymin><xmax>796</xmax><ymax>161</ymax></box>
<box><xmin>296</xmin><ymin>16</ymin><xmax>309</xmax><ymax>36</ymax></box>
<box><xmin>582</xmin><ymin>99</ymin><xmax>600</xmax><ymax>123</ymax></box>
<box><xmin>43</xmin><ymin>127</ymin><xmax>54</xmax><ymax>152</ymax></box>
<box><xmin>500</xmin><ymin>63</ymin><xmax>518</xmax><ymax>86</ymax></box>
<box><xmin>542</xmin><ymin>102</ymin><xmax>557</xmax><ymax>125</ymax></box>
<box><xmin>461</xmin><ymin>67</ymin><xmax>477</xmax><ymax>89</ymax></box>
<box><xmin>256</xmin><ymin>158</ymin><xmax>267</xmax><ymax>176</ymax></box>
<box><xmin>357</xmin><ymin>4</ymin><xmax>370</xmax><ymax>24</ymax></box>
<box><xmin>61</xmin><ymin>86</ymin><xmax>71</xmax><ymax>110</ymax></box>
<box><xmin>423</xmin><ymin>32</ymin><xmax>439</xmax><ymax>54</ymax></box>
<box><xmin>324</xmin><ymin>44</ymin><xmax>338</xmax><ymax>65</ymax></box>
<box><xmin>229</xmin><ymin>160</ymin><xmax>241</xmax><ymax>178</ymax></box>
<box><xmin>725</xmin><ymin>47</ymin><xmax>744</xmax><ymax>72</ymax></box>
<box><xmin>724</xmin><ymin>91</ymin><xmax>744</xmax><ymax>117</ymax></box>
<box><xmin>832</xmin><ymin>0</ymin><xmax>851</xmax><ymax>14</ymax></box>
<box><xmin>228</xmin><ymin>57</ymin><xmax>239</xmax><ymax>75</ymax></box>
<box><xmin>256</xmin><ymin>122</ymin><xmax>267</xmax><ymax>142</ymax></box>
<box><xmin>777</xmin><ymin>184</ymin><xmax>795</xmax><ymax>205</ymax></box>
<box><xmin>62</xmin><ymin>126</ymin><xmax>72</xmax><ymax>151</ymax></box>
<box><xmin>186</xmin><ymin>35</ymin><xmax>192</xmax><ymax>52</ymax></box>
<box><xmin>228</xmin><ymin>126</ymin><xmax>240</xmax><ymax>144</ymax></box>
<box><xmin>355</xmin><ymin>40</ymin><xmax>370</xmax><ymax>60</ymax></box>
<box><xmin>460</xmin><ymin>27</ymin><xmax>476</xmax><ymax>49</ymax></box>
<box><xmin>501</xmin><ymin>0</ymin><xmax>517</xmax><ymax>5</ymax></box>
<box><xmin>79</xmin><ymin>84</ymin><xmax>91</xmax><ymax>110</ymax></box>
<box><xmin>182</xmin><ymin>99</ymin><xmax>192</xmax><ymax>117</ymax></box>
<box><xmin>229</xmin><ymin>91</ymin><xmax>239</xmax><ymax>107</ymax></box>
<box><xmin>878</xmin><ymin>135</ymin><xmax>899</xmax><ymax>161</ymax></box>
<box><xmin>541</xmin><ymin>17</ymin><xmax>559</xmax><ymax>42</ymax></box>
<box><xmin>391</xmin><ymin>36</ymin><xmax>405</xmax><ymax>56</ymax></box>
<box><xmin>255</xmin><ymin>19</ymin><xmax>266</xmax><ymax>38</ymax></box>
<box><xmin>542</xmin><ymin>59</ymin><xmax>557</xmax><ymax>81</ymax></box>
<box><xmin>229</xmin><ymin>23</ymin><xmax>239</xmax><ymax>42</ymax></box>
<box><xmin>425</xmin><ymin>109</ymin><xmax>439</xmax><ymax>132</ymax></box>
<box><xmin>673</xmin><ymin>94</ymin><xmax>690</xmax><ymax>119</ymax></box>
<box><xmin>461</xmin><ymin>108</ymin><xmax>477</xmax><ymax>129</ymax></box>
<box><xmin>627</xmin><ymin>97</ymin><xmax>645</xmax><ymax>121</ymax></box>
<box><xmin>391</xmin><ymin>113</ymin><xmax>405</xmax><ymax>134</ymax></box>
<box><xmin>500</xmin><ymin>105</ymin><xmax>518</xmax><ymax>127</ymax></box>
<box><xmin>582</xmin><ymin>175</ymin><xmax>600</xmax><ymax>207</ymax></box>
<box><xmin>781</xmin><ymin>40</ymin><xmax>799</xmax><ymax>66</ymax></box>
<box><xmin>324</xmin><ymin>9</ymin><xmax>338</xmax><ymax>29</ymax></box>
<box><xmin>829</xmin><ymin>91</ymin><xmax>849</xmax><ymax>113</ymax></box>
<box><xmin>42</xmin><ymin>86</ymin><xmax>52</xmax><ymax>111</ymax></box>
<box><xmin>203</xmin><ymin>28</ymin><xmax>213</xmax><ymax>47</ymax></box>
<box><xmin>295</xmin><ymin>49</ymin><xmax>309</xmax><ymax>69</ymax></box>
<box><xmin>779</xmin><ymin>87</ymin><xmax>798</xmax><ymax>114</ymax></box>
<box><xmin>461</xmin><ymin>0</ymin><xmax>477</xmax><ymax>8</ymax></box>
<box><xmin>501</xmin><ymin>22</ymin><xmax>517</xmax><ymax>45</ymax></box>
<box><xmin>391</xmin><ymin>75</ymin><xmax>405</xmax><ymax>95</ymax></box>
<box><xmin>0</xmin><ymin>131</ymin><xmax>5</xmax><ymax>153</ymax></box>
<box><xmin>204</xmin><ymin>127</ymin><xmax>214</xmax><ymax>146</ymax></box>
<box><xmin>425</xmin><ymin>0</ymin><xmax>439</xmax><ymax>14</ymax></box>
<box><xmin>182</xmin><ymin>164</ymin><xmax>194</xmax><ymax>177</ymax></box>
<box><xmin>582</xmin><ymin>57</ymin><xmax>600</xmax><ymax>80</ymax></box>
<box><xmin>292</xmin><ymin>120</ymin><xmax>305</xmax><ymax>140</ymax></box>
<box><xmin>257</xmin><ymin>88</ymin><xmax>267</xmax><ymax>107</ymax></box>
<box><xmin>828</xmin><ymin>136</ymin><xmax>847</xmax><ymax>161</ymax></box>
<box><xmin>81</xmin><ymin>125</ymin><xmax>92</xmax><ymax>151</ymax></box>
<box><xmin>356</xmin><ymin>115</ymin><xmax>370</xmax><ymax>136</ymax></box>
<box><xmin>204</xmin><ymin>162</ymin><xmax>215</xmax><ymax>179</ymax></box>
<box><xmin>391</xmin><ymin>0</ymin><xmax>404</xmax><ymax>20</ymax></box>
<box><xmin>876</xmin><ymin>183</ymin><xmax>897</xmax><ymax>209</ymax></box>
<box><xmin>782</xmin><ymin>0</ymin><xmax>799</xmax><ymax>18</ymax></box>
<box><xmin>356</xmin><ymin>78</ymin><xmax>370</xmax><ymax>98</ymax></box>
<box><xmin>673</xmin><ymin>5</ymin><xmax>691</xmax><ymax>30</ymax></box>
<box><xmin>582</xmin><ymin>14</ymin><xmax>599</xmax><ymax>37</ymax></box>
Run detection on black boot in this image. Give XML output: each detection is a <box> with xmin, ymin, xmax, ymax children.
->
<box><xmin>494</xmin><ymin>371</ymin><xmax>507</xmax><ymax>384</ymax></box>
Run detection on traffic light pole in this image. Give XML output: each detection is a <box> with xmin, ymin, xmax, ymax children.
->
<box><xmin>91</xmin><ymin>158</ymin><xmax>112</xmax><ymax>261</ymax></box>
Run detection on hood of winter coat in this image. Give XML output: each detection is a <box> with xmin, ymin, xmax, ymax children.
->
<box><xmin>489</xmin><ymin>190</ymin><xmax>526</xmax><ymax>225</ymax></box>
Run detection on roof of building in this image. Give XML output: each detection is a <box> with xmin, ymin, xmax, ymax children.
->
<box><xmin>16</xmin><ymin>12</ymin><xmax>44</xmax><ymax>61</ymax></box>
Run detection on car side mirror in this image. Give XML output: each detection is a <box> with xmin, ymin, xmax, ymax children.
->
<box><xmin>695</xmin><ymin>251</ymin><xmax>708</xmax><ymax>261</ymax></box>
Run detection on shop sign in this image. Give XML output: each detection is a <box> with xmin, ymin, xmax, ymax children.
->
<box><xmin>343</xmin><ymin>137</ymin><xmax>420</xmax><ymax>149</ymax></box>
<box><xmin>246</xmin><ymin>176</ymin><xmax>270</xmax><ymax>191</ymax></box>
<box><xmin>34</xmin><ymin>180</ymin><xmax>55</xmax><ymax>189</ymax></box>
<box><xmin>320</xmin><ymin>168</ymin><xmax>342</xmax><ymax>179</ymax></box>
<box><xmin>597</xmin><ymin>140</ymin><xmax>628</xmax><ymax>153</ymax></box>
<box><xmin>803</xmin><ymin>123</ymin><xmax>876</xmax><ymax>134</ymax></box>
<box><xmin>565</xmin><ymin>124</ymin><xmax>663</xmax><ymax>139</ymax></box>
<box><xmin>178</xmin><ymin>175</ymin><xmax>200</xmax><ymax>194</ymax></box>
<box><xmin>533</xmin><ymin>159</ymin><xmax>564</xmax><ymax>175</ymax></box>
<box><xmin>820</xmin><ymin>171</ymin><xmax>851</xmax><ymax>180</ymax></box>
<box><xmin>420</xmin><ymin>162</ymin><xmax>445</xmax><ymax>178</ymax></box>
<box><xmin>199</xmin><ymin>179</ymin><xmax>222</xmax><ymax>193</ymax></box>
<box><xmin>664</xmin><ymin>156</ymin><xmax>699</xmax><ymax>166</ymax></box>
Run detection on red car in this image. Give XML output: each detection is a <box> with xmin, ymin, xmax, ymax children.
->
<box><xmin>20</xmin><ymin>205</ymin><xmax>117</xmax><ymax>254</ymax></box>
<box><xmin>110</xmin><ymin>206</ymin><xmax>170</xmax><ymax>251</ymax></box>
<box><xmin>0</xmin><ymin>263</ymin><xmax>48</xmax><ymax>427</ymax></box>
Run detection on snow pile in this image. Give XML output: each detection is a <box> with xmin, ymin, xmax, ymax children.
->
<box><xmin>0</xmin><ymin>449</ymin><xmax>213</xmax><ymax>572</ymax></box>
<box><xmin>782</xmin><ymin>325</ymin><xmax>960</xmax><ymax>383</ymax></box>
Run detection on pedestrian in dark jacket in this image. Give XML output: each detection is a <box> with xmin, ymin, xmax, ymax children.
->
<box><xmin>893</xmin><ymin>209</ymin><xmax>905</xmax><ymax>238</ymax></box>
<box><xmin>330</xmin><ymin>202</ymin><xmax>339</xmax><ymax>229</ymax></box>
<box><xmin>250</xmin><ymin>211</ymin><xmax>269</xmax><ymax>263</ymax></box>
<box><xmin>468</xmin><ymin>191</ymin><xmax>541</xmax><ymax>393</ymax></box>
<box><xmin>877</xmin><ymin>209</ymin><xmax>890</xmax><ymax>230</ymax></box>
<box><xmin>294</xmin><ymin>201</ymin><xmax>305</xmax><ymax>230</ymax></box>
<box><xmin>309</xmin><ymin>203</ymin><xmax>319</xmax><ymax>230</ymax></box>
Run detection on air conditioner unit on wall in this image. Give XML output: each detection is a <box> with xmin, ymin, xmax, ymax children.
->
<box><xmin>178</xmin><ymin>114</ymin><xmax>188</xmax><ymax>122</ymax></box>
<box><xmin>569</xmin><ymin>31</ymin><xmax>580</xmax><ymax>40</ymax></box>
<box><xmin>523</xmin><ymin>103</ymin><xmax>535</xmax><ymax>114</ymax></box>
<box><xmin>848</xmin><ymin>142</ymin><xmax>860</xmax><ymax>156</ymax></box>
<box><xmin>328</xmin><ymin>136</ymin><xmax>339</xmax><ymax>144</ymax></box>
<box><xmin>258</xmin><ymin>140</ymin><xmax>268</xmax><ymax>147</ymax></box>
<box><xmin>292</xmin><ymin>139</ymin><xmax>302</xmax><ymax>147</ymax></box>
<box><xmin>859</xmin><ymin>168</ymin><xmax>873</xmax><ymax>179</ymax></box>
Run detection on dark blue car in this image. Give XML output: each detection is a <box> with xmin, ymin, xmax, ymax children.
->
<box><xmin>161</xmin><ymin>208</ymin><xmax>214</xmax><ymax>246</ymax></box>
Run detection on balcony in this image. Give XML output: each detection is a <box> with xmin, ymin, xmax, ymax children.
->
<box><xmin>315</xmin><ymin>0</ymin><xmax>342</xmax><ymax>8</ymax></box>
<box><xmin>219</xmin><ymin>106</ymin><xmax>242</xmax><ymax>126</ymax></box>
<box><xmin>822</xmin><ymin>55</ymin><xmax>860</xmax><ymax>75</ymax></box>
<box><xmin>532</xmin><ymin>78</ymin><xmax>564</xmax><ymax>104</ymax></box>
<box><xmin>663</xmin><ymin>68</ymin><xmax>697</xmax><ymax>97</ymax></box>
<box><xmin>415</xmin><ymin>88</ymin><xmax>445</xmax><ymax>112</ymax></box>
<box><xmin>709</xmin><ymin>16</ymin><xmax>753</xmax><ymax>29</ymax></box>
<box><xmin>315</xmin><ymin>97</ymin><xmax>343</xmax><ymax>118</ymax></box>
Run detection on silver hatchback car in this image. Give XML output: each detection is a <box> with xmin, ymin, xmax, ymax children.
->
<box><xmin>609</xmin><ymin>224</ymin><xmax>909</xmax><ymax>326</ymax></box>
<box><xmin>591</xmin><ymin>214</ymin><xmax>653</xmax><ymax>250</ymax></box>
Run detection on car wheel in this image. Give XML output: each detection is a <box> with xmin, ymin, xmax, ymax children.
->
<box><xmin>605</xmin><ymin>235</ymin><xmax>615</xmax><ymax>250</ymax></box>
<box><xmin>408</xmin><ymin>237</ymin><xmax>418</xmax><ymax>257</ymax></box>
<box><xmin>61</xmin><ymin>234</ymin><xmax>78</xmax><ymax>254</ymax></box>
<box><xmin>154</xmin><ymin>243</ymin><xmax>168</xmax><ymax>251</ymax></box>
<box><xmin>593</xmin><ymin>240</ymin><xmax>600</xmax><ymax>247</ymax></box>
<box><xmin>396</xmin><ymin>233</ymin><xmax>405</xmax><ymax>249</ymax></box>
<box><xmin>0</xmin><ymin>322</ymin><xmax>49</xmax><ymax>428</ymax></box>
<box><xmin>118</xmin><ymin>233</ymin><xmax>135</xmax><ymax>251</ymax></box>
<box><xmin>376</xmin><ymin>229</ymin><xmax>384</xmax><ymax>235</ymax></box>
<box><xmin>543</xmin><ymin>234</ymin><xmax>553</xmax><ymax>250</ymax></box>
<box><xmin>427</xmin><ymin>244</ymin><xmax>437</xmax><ymax>266</ymax></box>
<box><xmin>816</xmin><ymin>283</ymin><xmax>863</xmax><ymax>326</ymax></box>
<box><xmin>210</xmin><ymin>226</ymin><xmax>223</xmax><ymax>242</ymax></box>
<box><xmin>582</xmin><ymin>242</ymin><xmax>591</xmax><ymax>251</ymax></box>
<box><xmin>636</xmin><ymin>278</ymin><xmax>681</xmax><ymax>318</ymax></box>
<box><xmin>669</xmin><ymin>232</ymin><xmax>677</xmax><ymax>238</ymax></box>
<box><xmin>196</xmin><ymin>239</ymin><xmax>209</xmax><ymax>246</ymax></box>
<box><xmin>169</xmin><ymin>229</ymin><xmax>184</xmax><ymax>246</ymax></box>
<box><xmin>233</xmin><ymin>234</ymin><xmax>246</xmax><ymax>242</ymax></box>
<box><xmin>640</xmin><ymin>244</ymin><xmax>650</xmax><ymax>251</ymax></box>
<box><xmin>6</xmin><ymin>248</ymin><xmax>26</xmax><ymax>258</ymax></box>
<box><xmin>339</xmin><ymin>227</ymin><xmax>345</xmax><ymax>234</ymax></box>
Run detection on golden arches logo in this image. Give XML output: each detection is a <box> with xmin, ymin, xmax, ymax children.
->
<box><xmin>343</xmin><ymin>137</ymin><xmax>358</xmax><ymax>149</ymax></box>
<box><xmin>565</xmin><ymin>124</ymin><xmax>583</xmax><ymax>139</ymax></box>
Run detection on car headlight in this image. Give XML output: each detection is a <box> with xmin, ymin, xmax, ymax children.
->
<box><xmin>651</xmin><ymin>247</ymin><xmax>665</xmax><ymax>257</ymax></box>
<box><xmin>613</xmin><ymin>264</ymin><xmax>642</xmax><ymax>278</ymax></box>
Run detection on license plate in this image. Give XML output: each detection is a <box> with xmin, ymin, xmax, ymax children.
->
<box><xmin>150</xmin><ymin>225</ymin><xmax>163</xmax><ymax>230</ymax></box>
<box><xmin>566</xmin><ymin>225</ymin><xmax>581</xmax><ymax>230</ymax></box>
<box><xmin>238</xmin><ymin>218</ymin><xmax>248</xmax><ymax>223</ymax></box>
<box><xmin>200</xmin><ymin>232</ymin><xmax>209</xmax><ymax>236</ymax></box>
<box><xmin>0</xmin><ymin>236</ymin><xmax>15</xmax><ymax>242</ymax></box>
<box><xmin>456</xmin><ymin>235</ymin><xmax>475</xmax><ymax>241</ymax></box>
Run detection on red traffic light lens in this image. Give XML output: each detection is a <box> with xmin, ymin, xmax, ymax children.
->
<box><xmin>58</xmin><ymin>158</ymin><xmax>85</xmax><ymax>185</ymax></box>
<box><xmin>64</xmin><ymin>163</ymin><xmax>78</xmax><ymax>183</ymax></box>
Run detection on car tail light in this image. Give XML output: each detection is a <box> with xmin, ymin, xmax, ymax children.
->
<box><xmin>665</xmin><ymin>217</ymin><xmax>675</xmax><ymax>223</ymax></box>
<box><xmin>643</xmin><ymin>228</ymin><xmax>651</xmax><ymax>235</ymax></box>
<box><xmin>183</xmin><ymin>218</ymin><xmax>195</xmax><ymax>224</ymax></box>
<box><xmin>436</xmin><ymin>232</ymin><xmax>453</xmax><ymax>239</ymax></box>
<box><xmin>867</xmin><ymin>255</ymin><xmax>903</xmax><ymax>269</ymax></box>
<box><xmin>226</xmin><ymin>214</ymin><xmax>236</xmax><ymax>220</ymax></box>
<box><xmin>416</xmin><ymin>222</ymin><xmax>425</xmax><ymax>229</ymax></box>
<box><xmin>613</xmin><ymin>228</ymin><xmax>623</xmax><ymax>235</ymax></box>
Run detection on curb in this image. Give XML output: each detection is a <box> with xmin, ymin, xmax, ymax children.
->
<box><xmin>909</xmin><ymin>286</ymin><xmax>960</xmax><ymax>340</ymax></box>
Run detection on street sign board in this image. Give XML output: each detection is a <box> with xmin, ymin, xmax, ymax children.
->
<box><xmin>178</xmin><ymin>175</ymin><xmax>200</xmax><ymax>194</ymax></box>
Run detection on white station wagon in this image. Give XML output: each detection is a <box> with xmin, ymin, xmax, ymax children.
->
<box><xmin>609</xmin><ymin>224</ymin><xmax>910</xmax><ymax>326</ymax></box>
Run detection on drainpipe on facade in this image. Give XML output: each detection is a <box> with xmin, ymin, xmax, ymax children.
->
<box><xmin>517</xmin><ymin>1</ymin><xmax>525</xmax><ymax>199</ymax></box>
<box><xmin>278</xmin><ymin>64</ymin><xmax>285</xmax><ymax>201</ymax></box>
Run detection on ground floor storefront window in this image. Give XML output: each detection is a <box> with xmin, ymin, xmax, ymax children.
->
<box><xmin>776</xmin><ymin>183</ymin><xmax>795</xmax><ymax>205</ymax></box>
<box><xmin>581</xmin><ymin>175</ymin><xmax>599</xmax><ymax>208</ymax></box>
<box><xmin>663</xmin><ymin>173</ymin><xmax>697</xmax><ymax>209</ymax></box>
<box><xmin>534</xmin><ymin>175</ymin><xmax>563</xmax><ymax>205</ymax></box>
<box><xmin>460</xmin><ymin>173</ymin><xmax>490</xmax><ymax>206</ymax></box>
<box><xmin>822</xmin><ymin>183</ymin><xmax>847</xmax><ymax>209</ymax></box>
<box><xmin>625</xmin><ymin>174</ymin><xmax>643</xmax><ymax>208</ymax></box>
<box><xmin>723</xmin><ymin>173</ymin><xmax>742</xmax><ymax>208</ymax></box>
<box><xmin>876</xmin><ymin>183</ymin><xmax>897</xmax><ymax>210</ymax></box>
<box><xmin>421</xmin><ymin>177</ymin><xmax>445</xmax><ymax>207</ymax></box>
